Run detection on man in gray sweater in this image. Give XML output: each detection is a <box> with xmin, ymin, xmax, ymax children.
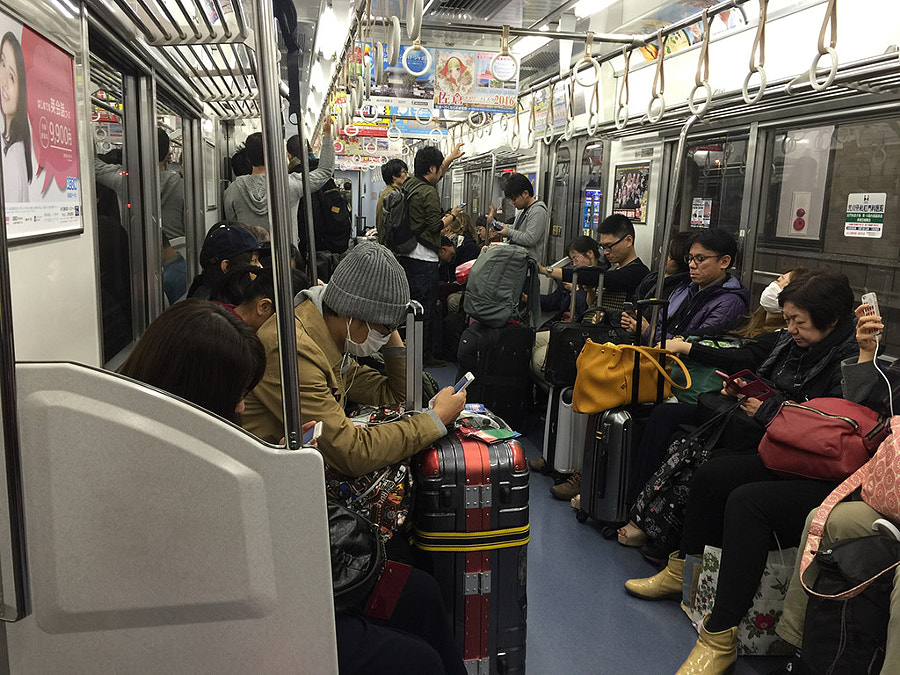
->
<box><xmin>488</xmin><ymin>172</ymin><xmax>549</xmax><ymax>264</ymax></box>
<box><xmin>224</xmin><ymin>118</ymin><xmax>335</xmax><ymax>242</ymax></box>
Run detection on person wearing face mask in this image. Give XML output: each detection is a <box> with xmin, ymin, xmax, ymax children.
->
<box><xmin>241</xmin><ymin>242</ymin><xmax>467</xmax><ymax>478</ymax></box>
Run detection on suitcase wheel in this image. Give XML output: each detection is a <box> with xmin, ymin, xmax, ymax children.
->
<box><xmin>600</xmin><ymin>525</ymin><xmax>618</xmax><ymax>540</ymax></box>
<box><xmin>575</xmin><ymin>509</ymin><xmax>589</xmax><ymax>523</ymax></box>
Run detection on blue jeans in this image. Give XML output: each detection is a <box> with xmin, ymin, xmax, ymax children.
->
<box><xmin>399</xmin><ymin>256</ymin><xmax>441</xmax><ymax>359</ymax></box>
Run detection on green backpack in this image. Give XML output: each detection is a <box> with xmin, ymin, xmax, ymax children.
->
<box><xmin>463</xmin><ymin>244</ymin><xmax>541</xmax><ymax>328</ymax></box>
<box><xmin>671</xmin><ymin>335</ymin><xmax>748</xmax><ymax>405</ymax></box>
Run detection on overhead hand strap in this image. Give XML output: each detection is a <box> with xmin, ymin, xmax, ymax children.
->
<box><xmin>648</xmin><ymin>31</ymin><xmax>667</xmax><ymax>123</ymax></box>
<box><xmin>742</xmin><ymin>0</ymin><xmax>768</xmax><ymax>104</ymax></box>
<box><xmin>615</xmin><ymin>46</ymin><xmax>631</xmax><ymax>130</ymax></box>
<box><xmin>688</xmin><ymin>9</ymin><xmax>712</xmax><ymax>116</ymax></box>
<box><xmin>809</xmin><ymin>0</ymin><xmax>838</xmax><ymax>91</ymax></box>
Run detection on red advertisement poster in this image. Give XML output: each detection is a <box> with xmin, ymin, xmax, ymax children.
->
<box><xmin>0</xmin><ymin>17</ymin><xmax>81</xmax><ymax>240</ymax></box>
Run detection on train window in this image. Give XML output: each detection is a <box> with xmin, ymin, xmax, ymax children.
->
<box><xmin>89</xmin><ymin>55</ymin><xmax>134</xmax><ymax>365</ymax></box>
<box><xmin>753</xmin><ymin>118</ymin><xmax>900</xmax><ymax>354</ymax></box>
<box><xmin>156</xmin><ymin>102</ymin><xmax>189</xmax><ymax>307</ymax></box>
<box><xmin>579</xmin><ymin>143</ymin><xmax>604</xmax><ymax>239</ymax></box>
<box><xmin>679</xmin><ymin>136</ymin><xmax>748</xmax><ymax>237</ymax></box>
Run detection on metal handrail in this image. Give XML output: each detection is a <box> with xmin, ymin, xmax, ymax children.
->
<box><xmin>252</xmin><ymin>0</ymin><xmax>304</xmax><ymax>449</ymax></box>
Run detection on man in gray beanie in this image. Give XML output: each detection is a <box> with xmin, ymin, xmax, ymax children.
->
<box><xmin>242</xmin><ymin>241</ymin><xmax>467</xmax><ymax>477</ymax></box>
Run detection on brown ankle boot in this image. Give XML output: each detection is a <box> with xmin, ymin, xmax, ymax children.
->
<box><xmin>674</xmin><ymin>620</ymin><xmax>738</xmax><ymax>674</ymax></box>
<box><xmin>624</xmin><ymin>551</ymin><xmax>684</xmax><ymax>600</ymax></box>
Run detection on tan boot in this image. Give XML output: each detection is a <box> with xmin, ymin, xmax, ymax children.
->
<box><xmin>674</xmin><ymin>621</ymin><xmax>738</xmax><ymax>675</ymax></box>
<box><xmin>624</xmin><ymin>551</ymin><xmax>684</xmax><ymax>600</ymax></box>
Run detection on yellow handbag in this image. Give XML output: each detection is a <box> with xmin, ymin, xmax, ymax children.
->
<box><xmin>572</xmin><ymin>340</ymin><xmax>692</xmax><ymax>414</ymax></box>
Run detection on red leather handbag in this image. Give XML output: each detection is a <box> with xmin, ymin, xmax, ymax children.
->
<box><xmin>758</xmin><ymin>397</ymin><xmax>889</xmax><ymax>481</ymax></box>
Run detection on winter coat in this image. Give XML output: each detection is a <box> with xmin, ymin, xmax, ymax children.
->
<box><xmin>240</xmin><ymin>285</ymin><xmax>447</xmax><ymax>477</ymax></box>
<box><xmin>658</xmin><ymin>273</ymin><xmax>750</xmax><ymax>342</ymax></box>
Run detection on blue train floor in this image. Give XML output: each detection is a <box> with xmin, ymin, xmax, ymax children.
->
<box><xmin>428</xmin><ymin>362</ymin><xmax>788</xmax><ymax>674</ymax></box>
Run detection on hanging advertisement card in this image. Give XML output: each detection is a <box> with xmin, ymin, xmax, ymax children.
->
<box><xmin>369</xmin><ymin>44</ymin><xmax>435</xmax><ymax>110</ymax></box>
<box><xmin>612</xmin><ymin>163</ymin><xmax>651</xmax><ymax>224</ymax></box>
<box><xmin>433</xmin><ymin>49</ymin><xmax>518</xmax><ymax>114</ymax></box>
<box><xmin>0</xmin><ymin>19</ymin><xmax>81</xmax><ymax>241</ymax></box>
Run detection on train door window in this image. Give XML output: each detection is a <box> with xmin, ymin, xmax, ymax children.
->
<box><xmin>546</xmin><ymin>145</ymin><xmax>571</xmax><ymax>264</ymax></box>
<box><xmin>495</xmin><ymin>167</ymin><xmax>516</xmax><ymax>222</ymax></box>
<box><xmin>579</xmin><ymin>143</ymin><xmax>604</xmax><ymax>239</ymax></box>
<box><xmin>465</xmin><ymin>171</ymin><xmax>482</xmax><ymax>219</ymax></box>
<box><xmin>755</xmin><ymin>118</ymin><xmax>900</xmax><ymax>354</ymax></box>
<box><xmin>156</xmin><ymin>101</ymin><xmax>189</xmax><ymax>307</ymax></box>
<box><xmin>679</xmin><ymin>136</ymin><xmax>748</xmax><ymax>240</ymax></box>
<box><xmin>89</xmin><ymin>55</ymin><xmax>134</xmax><ymax>365</ymax></box>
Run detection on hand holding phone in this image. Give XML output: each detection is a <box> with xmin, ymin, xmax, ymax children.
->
<box><xmin>302</xmin><ymin>420</ymin><xmax>323</xmax><ymax>445</ymax></box>
<box><xmin>430</xmin><ymin>372</ymin><xmax>474</xmax><ymax>409</ymax></box>
<box><xmin>861</xmin><ymin>292</ymin><xmax>883</xmax><ymax>337</ymax></box>
<box><xmin>715</xmin><ymin>369</ymin><xmax>776</xmax><ymax>401</ymax></box>
<box><xmin>492</xmin><ymin>222</ymin><xmax>504</xmax><ymax>232</ymax></box>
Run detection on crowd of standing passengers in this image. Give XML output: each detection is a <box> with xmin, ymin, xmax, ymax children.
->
<box><xmin>118</xmin><ymin>118</ymin><xmax>899</xmax><ymax>674</ymax></box>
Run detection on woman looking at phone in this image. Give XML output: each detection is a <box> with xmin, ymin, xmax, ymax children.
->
<box><xmin>624</xmin><ymin>271</ymin><xmax>860</xmax><ymax>675</ymax></box>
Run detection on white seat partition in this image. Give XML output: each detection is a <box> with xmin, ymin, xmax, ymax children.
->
<box><xmin>5</xmin><ymin>362</ymin><xmax>337</xmax><ymax>673</ymax></box>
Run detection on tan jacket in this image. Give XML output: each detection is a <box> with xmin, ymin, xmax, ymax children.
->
<box><xmin>241</xmin><ymin>289</ymin><xmax>446</xmax><ymax>476</ymax></box>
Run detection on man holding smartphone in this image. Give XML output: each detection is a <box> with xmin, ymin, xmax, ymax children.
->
<box><xmin>487</xmin><ymin>173</ymin><xmax>549</xmax><ymax>264</ymax></box>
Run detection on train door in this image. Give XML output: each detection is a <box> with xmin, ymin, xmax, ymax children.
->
<box><xmin>747</xmin><ymin>116</ymin><xmax>900</xmax><ymax>354</ymax></box>
<box><xmin>672</xmin><ymin>132</ymin><xmax>750</xmax><ymax>263</ymax></box>
<box><xmin>465</xmin><ymin>168</ymin><xmax>482</xmax><ymax>220</ymax></box>
<box><xmin>545</xmin><ymin>142</ymin><xmax>572</xmax><ymax>264</ymax></box>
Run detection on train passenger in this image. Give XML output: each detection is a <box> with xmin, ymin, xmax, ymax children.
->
<box><xmin>775</xmin><ymin>305</ymin><xmax>898</xmax><ymax>670</ymax></box>
<box><xmin>489</xmin><ymin>172</ymin><xmax>549</xmax><ymax>264</ymax></box>
<box><xmin>223</xmin><ymin>118</ymin><xmax>335</xmax><ymax>235</ymax></box>
<box><xmin>399</xmin><ymin>143</ymin><xmax>466</xmax><ymax>367</ymax></box>
<box><xmin>186</xmin><ymin>222</ymin><xmax>265</xmax><ymax>300</ymax></box>
<box><xmin>241</xmin><ymin>241</ymin><xmax>467</xmax><ymax>477</ymax></box>
<box><xmin>618</xmin><ymin>268</ymin><xmax>811</xmax><ymax>548</ymax></box>
<box><xmin>529</xmin><ymin>235</ymin><xmax>603</xmax><ymax>402</ymax></box>
<box><xmin>624</xmin><ymin>272</ymin><xmax>859</xmax><ymax>675</ymax></box>
<box><xmin>119</xmin><ymin>299</ymin><xmax>464</xmax><ymax>675</ymax></box>
<box><xmin>230</xmin><ymin>147</ymin><xmax>252</xmax><ymax>177</ymax></box>
<box><xmin>619</xmin><ymin>230</ymin><xmax>692</xmax><ymax>330</ymax></box>
<box><xmin>0</xmin><ymin>32</ymin><xmax>31</xmax><ymax>202</ymax></box>
<box><xmin>634</xmin><ymin>228</ymin><xmax>749</xmax><ymax>345</ymax></box>
<box><xmin>442</xmin><ymin>211</ymin><xmax>480</xmax><ymax>267</ymax></box>
<box><xmin>540</xmin><ymin>215</ymin><xmax>649</xmax><ymax>313</ymax></box>
<box><xmin>161</xmin><ymin>233</ymin><xmax>187</xmax><ymax>305</ymax></box>
<box><xmin>376</xmin><ymin>158</ymin><xmax>409</xmax><ymax>244</ymax></box>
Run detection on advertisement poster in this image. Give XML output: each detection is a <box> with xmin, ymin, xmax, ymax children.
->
<box><xmin>369</xmin><ymin>44</ymin><xmax>435</xmax><ymax>110</ymax></box>
<box><xmin>433</xmin><ymin>49</ymin><xmax>518</xmax><ymax>114</ymax></box>
<box><xmin>0</xmin><ymin>18</ymin><xmax>81</xmax><ymax>241</ymax></box>
<box><xmin>845</xmin><ymin>192</ymin><xmax>886</xmax><ymax>238</ymax></box>
<box><xmin>623</xmin><ymin>1</ymin><xmax>746</xmax><ymax>61</ymax></box>
<box><xmin>532</xmin><ymin>82</ymin><xmax>584</xmax><ymax>136</ymax></box>
<box><xmin>612</xmin><ymin>163</ymin><xmax>650</xmax><ymax>224</ymax></box>
<box><xmin>691</xmin><ymin>197</ymin><xmax>712</xmax><ymax>228</ymax></box>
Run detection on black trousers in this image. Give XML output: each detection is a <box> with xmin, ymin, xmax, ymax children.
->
<box><xmin>626</xmin><ymin>402</ymin><xmax>697</xmax><ymax>505</ymax></box>
<box><xmin>399</xmin><ymin>257</ymin><xmax>441</xmax><ymax>359</ymax></box>
<box><xmin>336</xmin><ymin>566</ymin><xmax>466</xmax><ymax>675</ymax></box>
<box><xmin>679</xmin><ymin>454</ymin><xmax>838</xmax><ymax>631</ymax></box>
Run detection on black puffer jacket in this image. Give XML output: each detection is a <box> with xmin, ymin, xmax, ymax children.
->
<box><xmin>753</xmin><ymin>320</ymin><xmax>859</xmax><ymax>426</ymax></box>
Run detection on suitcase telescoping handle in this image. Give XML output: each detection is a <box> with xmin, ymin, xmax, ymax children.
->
<box><xmin>567</xmin><ymin>265</ymin><xmax>603</xmax><ymax>322</ymax></box>
<box><xmin>634</xmin><ymin>298</ymin><xmax>670</xmax><ymax>404</ymax></box>
<box><xmin>405</xmin><ymin>300</ymin><xmax>424</xmax><ymax>410</ymax></box>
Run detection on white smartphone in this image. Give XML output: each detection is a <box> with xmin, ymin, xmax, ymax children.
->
<box><xmin>862</xmin><ymin>292</ymin><xmax>883</xmax><ymax>335</ymax></box>
<box><xmin>302</xmin><ymin>421</ymin><xmax>323</xmax><ymax>445</ymax></box>
<box><xmin>454</xmin><ymin>372</ymin><xmax>475</xmax><ymax>394</ymax></box>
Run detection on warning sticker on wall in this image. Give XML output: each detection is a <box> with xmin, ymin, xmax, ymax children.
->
<box><xmin>845</xmin><ymin>193</ymin><xmax>886</xmax><ymax>238</ymax></box>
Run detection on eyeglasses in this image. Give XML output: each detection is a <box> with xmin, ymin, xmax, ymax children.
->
<box><xmin>599</xmin><ymin>235</ymin><xmax>627</xmax><ymax>252</ymax></box>
<box><xmin>684</xmin><ymin>254</ymin><xmax>723</xmax><ymax>265</ymax></box>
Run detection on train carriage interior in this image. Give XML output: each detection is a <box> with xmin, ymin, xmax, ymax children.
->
<box><xmin>0</xmin><ymin>0</ymin><xmax>898</xmax><ymax>671</ymax></box>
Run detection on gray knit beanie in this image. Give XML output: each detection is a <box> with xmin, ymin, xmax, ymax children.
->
<box><xmin>323</xmin><ymin>242</ymin><xmax>410</xmax><ymax>327</ymax></box>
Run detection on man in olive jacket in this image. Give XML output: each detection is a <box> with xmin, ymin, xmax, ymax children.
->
<box><xmin>241</xmin><ymin>242</ymin><xmax>466</xmax><ymax>477</ymax></box>
<box><xmin>398</xmin><ymin>143</ymin><xmax>464</xmax><ymax>366</ymax></box>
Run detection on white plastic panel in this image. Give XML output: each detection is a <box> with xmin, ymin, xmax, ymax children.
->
<box><xmin>7</xmin><ymin>362</ymin><xmax>337</xmax><ymax>673</ymax></box>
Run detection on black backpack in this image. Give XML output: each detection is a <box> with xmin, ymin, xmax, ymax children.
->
<box><xmin>382</xmin><ymin>181</ymin><xmax>426</xmax><ymax>255</ymax></box>
<box><xmin>799</xmin><ymin>534</ymin><xmax>900</xmax><ymax>674</ymax></box>
<box><xmin>299</xmin><ymin>178</ymin><xmax>351</xmax><ymax>255</ymax></box>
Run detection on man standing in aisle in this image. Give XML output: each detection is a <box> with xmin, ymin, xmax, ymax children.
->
<box><xmin>487</xmin><ymin>172</ymin><xmax>549</xmax><ymax>264</ymax></box>
<box><xmin>400</xmin><ymin>142</ymin><xmax>465</xmax><ymax>367</ymax></box>
<box><xmin>376</xmin><ymin>158</ymin><xmax>409</xmax><ymax>244</ymax></box>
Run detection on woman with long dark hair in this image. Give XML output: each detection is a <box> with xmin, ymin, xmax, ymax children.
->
<box><xmin>0</xmin><ymin>32</ymin><xmax>32</xmax><ymax>202</ymax></box>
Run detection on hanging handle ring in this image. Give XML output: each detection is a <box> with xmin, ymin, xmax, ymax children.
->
<box><xmin>374</xmin><ymin>42</ymin><xmax>385</xmax><ymax>84</ymax></box>
<box><xmin>468</xmin><ymin>110</ymin><xmax>487</xmax><ymax>128</ymax></box>
<box><xmin>491</xmin><ymin>25</ymin><xmax>519</xmax><ymax>83</ymax></box>
<box><xmin>415</xmin><ymin>107</ymin><xmax>433</xmax><ymax>124</ymax></box>
<box><xmin>587</xmin><ymin>80</ymin><xmax>601</xmax><ymax>136</ymax></box>
<box><xmin>562</xmin><ymin>78</ymin><xmax>576</xmax><ymax>140</ymax></box>
<box><xmin>407</xmin><ymin>0</ymin><xmax>423</xmax><ymax>40</ymax></box>
<box><xmin>388</xmin><ymin>16</ymin><xmax>401</xmax><ymax>66</ymax></box>
<box><xmin>542</xmin><ymin>85</ymin><xmax>556</xmax><ymax>145</ymax></box>
<box><xmin>526</xmin><ymin>101</ymin><xmax>536</xmax><ymax>148</ymax></box>
<box><xmin>387</xmin><ymin>121</ymin><xmax>402</xmax><ymax>141</ymax></box>
<box><xmin>615</xmin><ymin>47</ymin><xmax>631</xmax><ymax>131</ymax></box>
<box><xmin>647</xmin><ymin>31</ymin><xmax>667</xmax><ymax>123</ymax></box>
<box><xmin>428</xmin><ymin>128</ymin><xmax>443</xmax><ymax>145</ymax></box>
<box><xmin>809</xmin><ymin>0</ymin><xmax>838</xmax><ymax>91</ymax></box>
<box><xmin>688</xmin><ymin>10</ymin><xmax>713</xmax><ymax>116</ymax></box>
<box><xmin>573</xmin><ymin>32</ymin><xmax>601</xmax><ymax>88</ymax></box>
<box><xmin>402</xmin><ymin>39</ymin><xmax>433</xmax><ymax>76</ymax></box>
<box><xmin>742</xmin><ymin>0</ymin><xmax>768</xmax><ymax>105</ymax></box>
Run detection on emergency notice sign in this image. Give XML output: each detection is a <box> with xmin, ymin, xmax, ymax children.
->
<box><xmin>845</xmin><ymin>193</ymin><xmax>886</xmax><ymax>238</ymax></box>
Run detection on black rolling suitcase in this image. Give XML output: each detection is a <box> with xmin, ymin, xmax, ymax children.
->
<box><xmin>457</xmin><ymin>320</ymin><xmax>534</xmax><ymax>431</ymax></box>
<box><xmin>412</xmin><ymin>426</ymin><xmax>529</xmax><ymax>675</ymax></box>
<box><xmin>577</xmin><ymin>299</ymin><xmax>669</xmax><ymax>526</ymax></box>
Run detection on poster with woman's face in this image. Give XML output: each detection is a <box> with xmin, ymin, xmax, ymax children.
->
<box><xmin>0</xmin><ymin>12</ymin><xmax>80</xmax><ymax>240</ymax></box>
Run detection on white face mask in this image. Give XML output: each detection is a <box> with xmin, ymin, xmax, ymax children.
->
<box><xmin>759</xmin><ymin>281</ymin><xmax>782</xmax><ymax>314</ymax></box>
<box><xmin>346</xmin><ymin>319</ymin><xmax>392</xmax><ymax>357</ymax></box>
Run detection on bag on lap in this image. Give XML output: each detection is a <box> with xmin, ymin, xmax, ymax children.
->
<box><xmin>463</xmin><ymin>244</ymin><xmax>540</xmax><ymax>328</ymax></box>
<box><xmin>328</xmin><ymin>500</ymin><xmax>386</xmax><ymax>613</ymax></box>
<box><xmin>759</xmin><ymin>397</ymin><xmax>888</xmax><ymax>481</ymax></box>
